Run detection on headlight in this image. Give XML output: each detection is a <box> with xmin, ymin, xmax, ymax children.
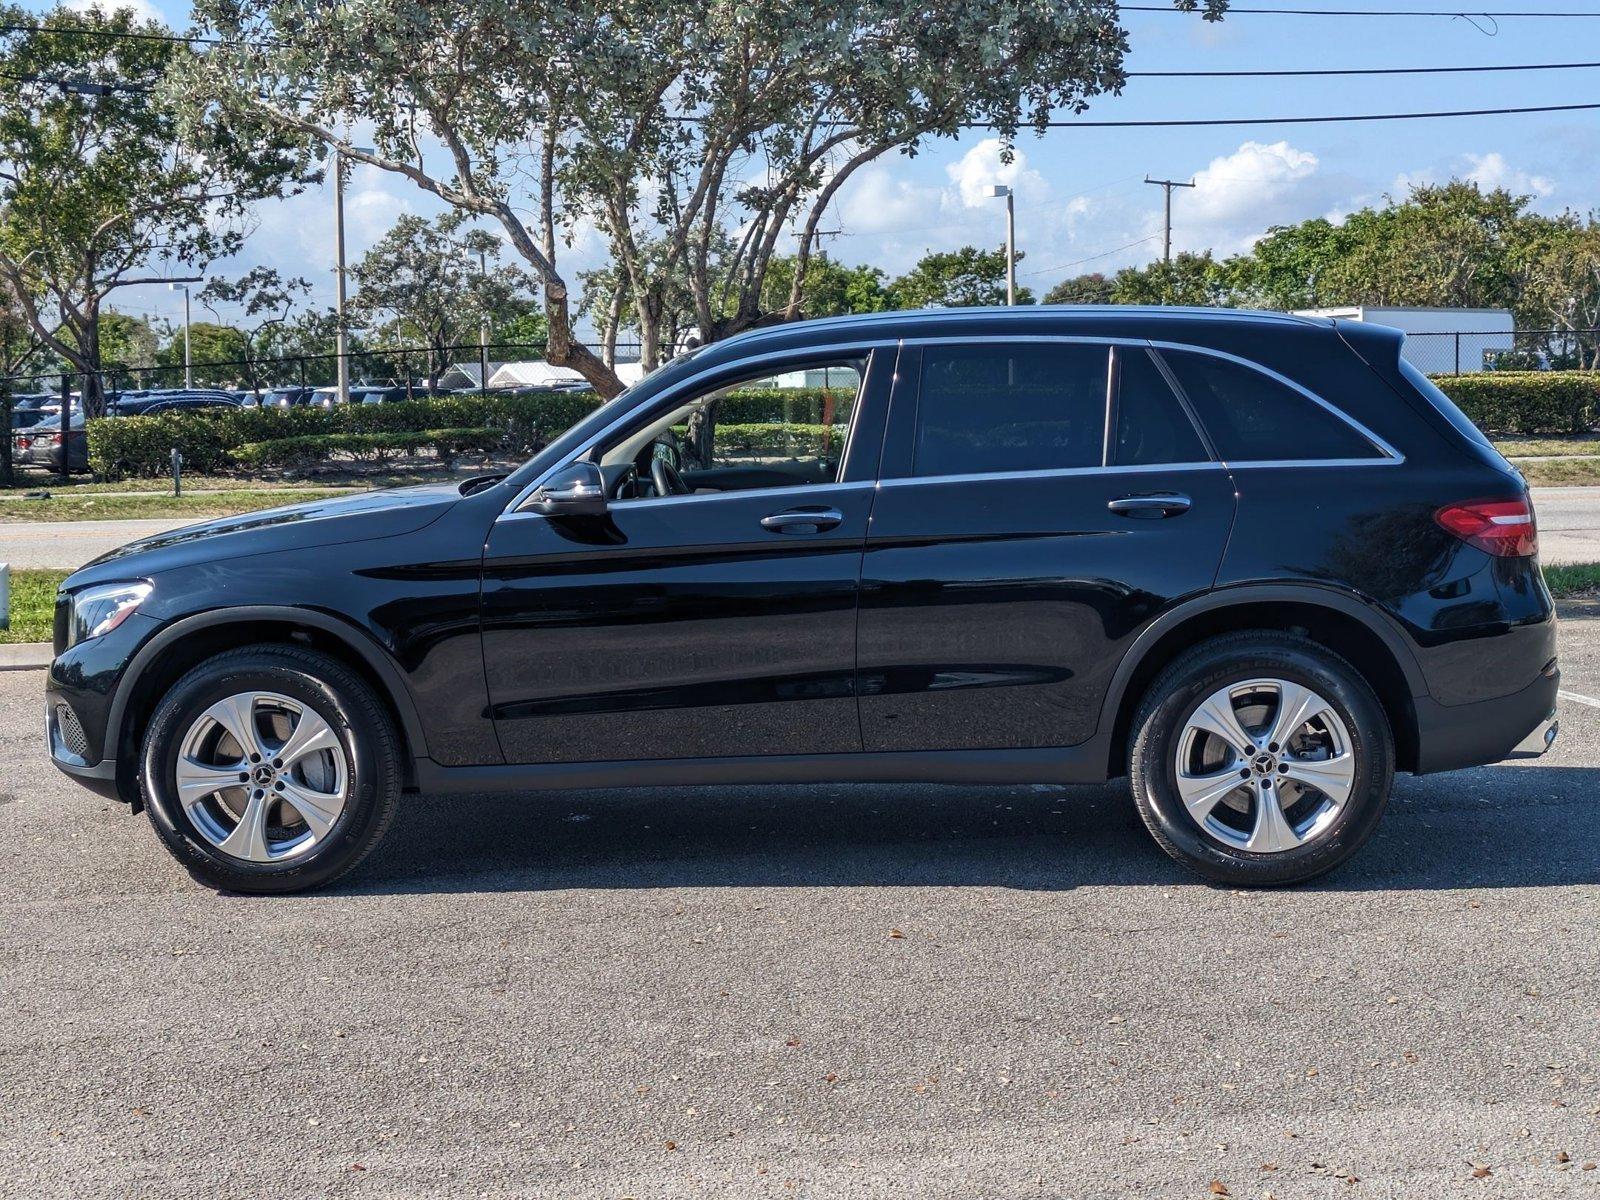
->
<box><xmin>68</xmin><ymin>581</ymin><xmax>151</xmax><ymax>647</ymax></box>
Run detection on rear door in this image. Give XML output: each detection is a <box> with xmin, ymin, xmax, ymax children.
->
<box><xmin>856</xmin><ymin>338</ymin><xmax>1237</xmax><ymax>753</ymax></box>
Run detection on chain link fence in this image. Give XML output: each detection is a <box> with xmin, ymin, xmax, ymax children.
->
<box><xmin>1401</xmin><ymin>328</ymin><xmax>1600</xmax><ymax>376</ymax></box>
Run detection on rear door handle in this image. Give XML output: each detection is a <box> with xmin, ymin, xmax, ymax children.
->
<box><xmin>760</xmin><ymin>507</ymin><xmax>844</xmax><ymax>534</ymax></box>
<box><xmin>1108</xmin><ymin>492</ymin><xmax>1191</xmax><ymax>519</ymax></box>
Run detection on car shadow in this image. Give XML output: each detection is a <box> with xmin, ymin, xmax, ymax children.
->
<box><xmin>341</xmin><ymin>761</ymin><xmax>1600</xmax><ymax>895</ymax></box>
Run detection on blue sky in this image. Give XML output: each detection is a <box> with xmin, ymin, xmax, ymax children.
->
<box><xmin>52</xmin><ymin>0</ymin><xmax>1600</xmax><ymax>334</ymax></box>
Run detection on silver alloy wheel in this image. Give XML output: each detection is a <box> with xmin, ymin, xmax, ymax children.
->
<box><xmin>1174</xmin><ymin>677</ymin><xmax>1356</xmax><ymax>854</ymax></box>
<box><xmin>174</xmin><ymin>690</ymin><xmax>349</xmax><ymax>863</ymax></box>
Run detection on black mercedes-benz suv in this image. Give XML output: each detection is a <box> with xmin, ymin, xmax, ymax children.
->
<box><xmin>46</xmin><ymin>306</ymin><xmax>1559</xmax><ymax>893</ymax></box>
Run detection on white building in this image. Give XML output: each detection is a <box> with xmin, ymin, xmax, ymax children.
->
<box><xmin>1293</xmin><ymin>306</ymin><xmax>1515</xmax><ymax>375</ymax></box>
<box><xmin>487</xmin><ymin>359</ymin><xmax>647</xmax><ymax>389</ymax></box>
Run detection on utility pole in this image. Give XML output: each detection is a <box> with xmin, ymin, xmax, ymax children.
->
<box><xmin>1145</xmin><ymin>176</ymin><xmax>1195</xmax><ymax>264</ymax></box>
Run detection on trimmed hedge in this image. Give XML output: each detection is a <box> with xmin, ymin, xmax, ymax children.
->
<box><xmin>232</xmin><ymin>428</ymin><xmax>508</xmax><ymax>470</ymax></box>
<box><xmin>1430</xmin><ymin>371</ymin><xmax>1599</xmax><ymax>435</ymax></box>
<box><xmin>84</xmin><ymin>386</ymin><xmax>853</xmax><ymax>479</ymax></box>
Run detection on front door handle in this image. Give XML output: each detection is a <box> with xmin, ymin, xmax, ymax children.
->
<box><xmin>760</xmin><ymin>507</ymin><xmax>844</xmax><ymax>534</ymax></box>
<box><xmin>1107</xmin><ymin>492</ymin><xmax>1191</xmax><ymax>519</ymax></box>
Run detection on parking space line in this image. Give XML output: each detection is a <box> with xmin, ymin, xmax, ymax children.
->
<box><xmin>1559</xmin><ymin>690</ymin><xmax>1600</xmax><ymax>709</ymax></box>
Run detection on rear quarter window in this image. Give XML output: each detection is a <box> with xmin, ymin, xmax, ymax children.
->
<box><xmin>1161</xmin><ymin>349</ymin><xmax>1385</xmax><ymax>463</ymax></box>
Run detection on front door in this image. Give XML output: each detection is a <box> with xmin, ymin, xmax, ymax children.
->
<box><xmin>481</xmin><ymin>348</ymin><xmax>891</xmax><ymax>765</ymax></box>
<box><xmin>857</xmin><ymin>339</ymin><xmax>1237</xmax><ymax>752</ymax></box>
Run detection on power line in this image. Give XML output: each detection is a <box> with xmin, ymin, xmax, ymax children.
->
<box><xmin>1130</xmin><ymin>59</ymin><xmax>1600</xmax><ymax>77</ymax></box>
<box><xmin>1008</xmin><ymin>100</ymin><xmax>1600</xmax><ymax>127</ymax></box>
<box><xmin>1018</xmin><ymin>236</ymin><xmax>1163</xmax><ymax>279</ymax></box>
<box><xmin>1123</xmin><ymin>5</ymin><xmax>1600</xmax><ymax>16</ymax></box>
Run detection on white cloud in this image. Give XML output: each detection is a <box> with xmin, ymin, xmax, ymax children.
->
<box><xmin>62</xmin><ymin>0</ymin><xmax>163</xmax><ymax>23</ymax></box>
<box><xmin>945</xmin><ymin>138</ymin><xmax>1048</xmax><ymax>208</ymax></box>
<box><xmin>1460</xmin><ymin>152</ymin><xmax>1554</xmax><ymax>198</ymax></box>
<box><xmin>1167</xmin><ymin>140</ymin><xmax>1341</xmax><ymax>256</ymax></box>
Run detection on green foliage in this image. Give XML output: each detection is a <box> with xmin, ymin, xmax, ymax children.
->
<box><xmin>0</xmin><ymin>5</ymin><xmax>314</xmax><ymax>410</ymax></box>
<box><xmin>84</xmin><ymin>386</ymin><xmax>855</xmax><ymax>478</ymax></box>
<box><xmin>1042</xmin><ymin>273</ymin><xmax>1115</xmax><ymax>306</ymax></box>
<box><xmin>352</xmin><ymin>211</ymin><xmax>537</xmax><ymax>383</ymax></box>
<box><xmin>890</xmin><ymin>246</ymin><xmax>1035</xmax><ymax>309</ymax></box>
<box><xmin>714</xmin><ymin>423</ymin><xmax>837</xmax><ymax>455</ymax></box>
<box><xmin>231</xmin><ymin>428</ymin><xmax>507</xmax><ymax>469</ymax></box>
<box><xmin>155</xmin><ymin>322</ymin><xmax>251</xmax><ymax>382</ymax></box>
<box><xmin>1106</xmin><ymin>252</ymin><xmax>1229</xmax><ymax>307</ymax></box>
<box><xmin>1432</xmin><ymin>372</ymin><xmax>1600</xmax><ymax>435</ymax></box>
<box><xmin>761</xmin><ymin>256</ymin><xmax>891</xmax><ymax>319</ymax></box>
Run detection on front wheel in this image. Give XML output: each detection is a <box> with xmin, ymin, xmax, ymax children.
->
<box><xmin>140</xmin><ymin>645</ymin><xmax>401</xmax><ymax>894</ymax></box>
<box><xmin>1129</xmin><ymin>631</ymin><xmax>1393</xmax><ymax>886</ymax></box>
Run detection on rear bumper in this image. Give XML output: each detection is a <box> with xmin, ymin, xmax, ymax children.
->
<box><xmin>1413</xmin><ymin>666</ymin><xmax>1560</xmax><ymax>774</ymax></box>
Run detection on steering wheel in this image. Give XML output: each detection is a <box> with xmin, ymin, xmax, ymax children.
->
<box><xmin>651</xmin><ymin>455</ymin><xmax>690</xmax><ymax>497</ymax></box>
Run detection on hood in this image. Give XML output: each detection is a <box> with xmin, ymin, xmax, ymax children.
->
<box><xmin>68</xmin><ymin>483</ymin><xmax>466</xmax><ymax>586</ymax></box>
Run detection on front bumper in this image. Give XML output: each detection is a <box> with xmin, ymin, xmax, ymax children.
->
<box><xmin>47</xmin><ymin>701</ymin><xmax>122</xmax><ymax>799</ymax></box>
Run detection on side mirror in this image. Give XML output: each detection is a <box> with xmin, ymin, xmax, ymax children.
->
<box><xmin>525</xmin><ymin>460</ymin><xmax>608</xmax><ymax>517</ymax></box>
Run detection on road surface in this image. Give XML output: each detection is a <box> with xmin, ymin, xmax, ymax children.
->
<box><xmin>2</xmin><ymin>618</ymin><xmax>1598</xmax><ymax>1197</ymax></box>
<box><xmin>3</xmin><ymin>485</ymin><xmax>1599</xmax><ymax>571</ymax></box>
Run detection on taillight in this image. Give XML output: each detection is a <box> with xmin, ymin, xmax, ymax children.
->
<box><xmin>15</xmin><ymin>436</ymin><xmax>29</xmax><ymax>451</ymax></box>
<box><xmin>47</xmin><ymin>433</ymin><xmax>63</xmax><ymax>446</ymax></box>
<box><xmin>1434</xmin><ymin>496</ymin><xmax>1537</xmax><ymax>558</ymax></box>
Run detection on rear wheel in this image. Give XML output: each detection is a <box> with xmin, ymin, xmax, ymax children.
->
<box><xmin>140</xmin><ymin>645</ymin><xmax>401</xmax><ymax>893</ymax></box>
<box><xmin>1129</xmin><ymin>631</ymin><xmax>1393</xmax><ymax>886</ymax></box>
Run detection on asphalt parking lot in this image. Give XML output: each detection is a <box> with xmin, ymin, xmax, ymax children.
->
<box><xmin>2</xmin><ymin>618</ymin><xmax>1598</xmax><ymax>1199</ymax></box>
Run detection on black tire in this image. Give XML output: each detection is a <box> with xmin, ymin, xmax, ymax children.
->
<box><xmin>1129</xmin><ymin>631</ymin><xmax>1393</xmax><ymax>886</ymax></box>
<box><xmin>140</xmin><ymin>644</ymin><xmax>401</xmax><ymax>894</ymax></box>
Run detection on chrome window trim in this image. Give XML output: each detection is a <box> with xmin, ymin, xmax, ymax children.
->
<box><xmin>877</xmin><ymin>461</ymin><xmax>1227</xmax><ymax>489</ymax></box>
<box><xmin>502</xmin><ymin>330</ymin><xmax>1404</xmax><ymax>518</ymax></box>
<box><xmin>500</xmin><ymin>339</ymin><xmax>894</xmax><ymax>517</ymax></box>
<box><xmin>499</xmin><ymin>478</ymin><xmax>872</xmax><ymax>521</ymax></box>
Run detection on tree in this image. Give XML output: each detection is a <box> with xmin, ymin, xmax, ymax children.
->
<box><xmin>760</xmin><ymin>256</ymin><xmax>891</xmax><ymax>320</ymax></box>
<box><xmin>0</xmin><ymin>6</ymin><xmax>313</xmax><ymax>414</ymax></box>
<box><xmin>97</xmin><ymin>310</ymin><xmax>160</xmax><ymax>387</ymax></box>
<box><xmin>1042</xmin><ymin>272</ymin><xmax>1115</xmax><ymax>306</ymax></box>
<box><xmin>1108</xmin><ymin>251</ymin><xmax>1230</xmax><ymax>307</ymax></box>
<box><xmin>890</xmin><ymin>246</ymin><xmax>1035</xmax><ymax>309</ymax></box>
<box><xmin>350</xmin><ymin>213</ymin><xmax>539</xmax><ymax>390</ymax></box>
<box><xmin>1522</xmin><ymin>212</ymin><xmax>1600</xmax><ymax>368</ymax></box>
<box><xmin>179</xmin><ymin>0</ymin><xmax>1226</xmax><ymax>396</ymax></box>
<box><xmin>195</xmin><ymin>267</ymin><xmax>313</xmax><ymax>389</ymax></box>
<box><xmin>155</xmin><ymin>321</ymin><xmax>250</xmax><ymax>385</ymax></box>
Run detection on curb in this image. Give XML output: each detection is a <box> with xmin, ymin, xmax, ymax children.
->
<box><xmin>0</xmin><ymin>643</ymin><xmax>52</xmax><ymax>671</ymax></box>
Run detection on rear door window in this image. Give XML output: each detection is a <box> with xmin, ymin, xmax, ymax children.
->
<box><xmin>1112</xmin><ymin>347</ymin><xmax>1210</xmax><ymax>466</ymax></box>
<box><xmin>1161</xmin><ymin>349</ymin><xmax>1384</xmax><ymax>462</ymax></box>
<box><xmin>913</xmin><ymin>344</ymin><xmax>1107</xmax><ymax>477</ymax></box>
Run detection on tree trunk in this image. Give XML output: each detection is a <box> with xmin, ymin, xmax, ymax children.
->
<box><xmin>602</xmin><ymin>286</ymin><xmax>623</xmax><ymax>369</ymax></box>
<box><xmin>635</xmin><ymin>290</ymin><xmax>664</xmax><ymax>374</ymax></box>
<box><xmin>542</xmin><ymin>280</ymin><xmax>624</xmax><ymax>398</ymax></box>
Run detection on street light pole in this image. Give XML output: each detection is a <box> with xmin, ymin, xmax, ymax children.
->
<box><xmin>988</xmin><ymin>185</ymin><xmax>1016</xmax><ymax>306</ymax></box>
<box><xmin>478</xmin><ymin>247</ymin><xmax>490</xmax><ymax>395</ymax></box>
<box><xmin>334</xmin><ymin>149</ymin><xmax>350</xmax><ymax>405</ymax></box>
<box><xmin>169</xmin><ymin>282</ymin><xmax>191</xmax><ymax>388</ymax></box>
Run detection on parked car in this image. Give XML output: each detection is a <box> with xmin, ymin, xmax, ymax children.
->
<box><xmin>111</xmin><ymin>389</ymin><xmax>241</xmax><ymax>416</ymax></box>
<box><xmin>140</xmin><ymin>394</ymin><xmax>245</xmax><ymax>416</ymax></box>
<box><xmin>7</xmin><ymin>392</ymin><xmax>57</xmax><ymax>430</ymax></box>
<box><xmin>259</xmin><ymin>387</ymin><xmax>313</xmax><ymax>408</ymax></box>
<box><xmin>14</xmin><ymin>409</ymin><xmax>88</xmax><ymax>473</ymax></box>
<box><xmin>45</xmin><ymin>307</ymin><xmax>1558</xmax><ymax>894</ymax></box>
